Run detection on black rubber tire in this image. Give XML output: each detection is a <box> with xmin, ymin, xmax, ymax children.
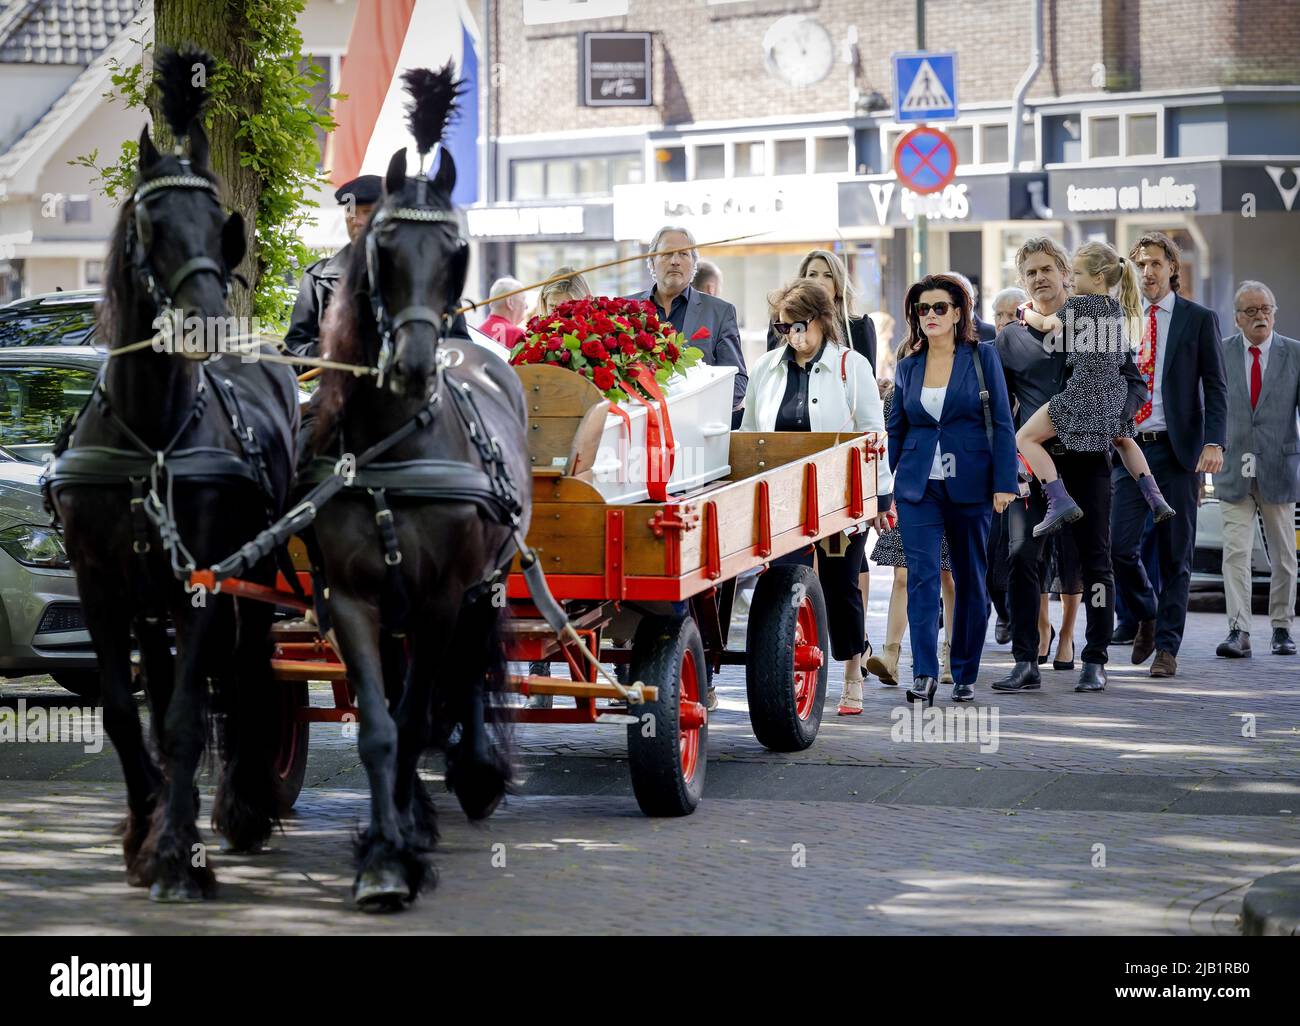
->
<box><xmin>745</xmin><ymin>563</ymin><xmax>829</xmax><ymax>752</ymax></box>
<box><xmin>625</xmin><ymin>615</ymin><xmax>707</xmax><ymax>817</ymax></box>
<box><xmin>273</xmin><ymin>680</ymin><xmax>310</xmax><ymax>814</ymax></box>
<box><xmin>51</xmin><ymin>670</ymin><xmax>102</xmax><ymax>701</ymax></box>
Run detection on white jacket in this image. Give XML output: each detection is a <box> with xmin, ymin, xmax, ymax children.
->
<box><xmin>741</xmin><ymin>342</ymin><xmax>893</xmax><ymax>499</ymax></box>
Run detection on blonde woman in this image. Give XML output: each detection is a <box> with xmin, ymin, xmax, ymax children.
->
<box><xmin>528</xmin><ymin>266</ymin><xmax>593</xmax><ymax>321</ymax></box>
<box><xmin>743</xmin><ymin>279</ymin><xmax>893</xmax><ymax>715</ymax></box>
<box><xmin>767</xmin><ymin>249</ymin><xmax>877</xmax><ymax>372</ymax></box>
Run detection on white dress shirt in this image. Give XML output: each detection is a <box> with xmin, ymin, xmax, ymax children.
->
<box><xmin>920</xmin><ymin>385</ymin><xmax>947</xmax><ymax>479</ymax></box>
<box><xmin>1244</xmin><ymin>331</ymin><xmax>1273</xmax><ymax>379</ymax></box>
<box><xmin>1138</xmin><ymin>289</ymin><xmax>1176</xmax><ymax>432</ymax></box>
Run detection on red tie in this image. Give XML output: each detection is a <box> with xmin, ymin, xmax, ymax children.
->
<box><xmin>1136</xmin><ymin>305</ymin><xmax>1158</xmax><ymax>424</ymax></box>
<box><xmin>1249</xmin><ymin>346</ymin><xmax>1262</xmax><ymax>409</ymax></box>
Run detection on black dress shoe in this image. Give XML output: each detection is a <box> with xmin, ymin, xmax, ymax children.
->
<box><xmin>1074</xmin><ymin>662</ymin><xmax>1107</xmax><ymax>692</ymax></box>
<box><xmin>991</xmin><ymin>661</ymin><xmax>1041</xmax><ymax>692</ymax></box>
<box><xmin>1215</xmin><ymin>629</ymin><xmax>1251</xmax><ymax>658</ymax></box>
<box><xmin>951</xmin><ymin>682</ymin><xmax>974</xmax><ymax>702</ymax></box>
<box><xmin>1131</xmin><ymin>619</ymin><xmax>1157</xmax><ymax>665</ymax></box>
<box><xmin>1111</xmin><ymin>622</ymin><xmax>1138</xmax><ymax>645</ymax></box>
<box><xmin>905</xmin><ymin>676</ymin><xmax>938</xmax><ymax>707</ymax></box>
<box><xmin>1272</xmin><ymin>628</ymin><xmax>1297</xmax><ymax>656</ymax></box>
<box><xmin>994</xmin><ymin>617</ymin><xmax>1011</xmax><ymax>645</ymax></box>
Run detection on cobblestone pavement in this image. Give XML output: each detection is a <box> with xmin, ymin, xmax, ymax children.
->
<box><xmin>1</xmin><ymin>571</ymin><xmax>1297</xmax><ymax>933</ymax></box>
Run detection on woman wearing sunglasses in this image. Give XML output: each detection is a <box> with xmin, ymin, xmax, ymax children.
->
<box><xmin>765</xmin><ymin>249</ymin><xmax>877</xmax><ymax>372</ymax></box>
<box><xmin>741</xmin><ymin>279</ymin><xmax>893</xmax><ymax>715</ymax></box>
<box><xmin>886</xmin><ymin>274</ymin><xmax>1019</xmax><ymax>706</ymax></box>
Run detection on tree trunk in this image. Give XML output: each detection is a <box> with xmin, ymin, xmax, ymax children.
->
<box><xmin>153</xmin><ymin>0</ymin><xmax>261</xmax><ymax>321</ymax></box>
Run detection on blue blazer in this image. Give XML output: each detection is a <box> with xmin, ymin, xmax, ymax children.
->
<box><xmin>887</xmin><ymin>341</ymin><xmax>1020</xmax><ymax>504</ymax></box>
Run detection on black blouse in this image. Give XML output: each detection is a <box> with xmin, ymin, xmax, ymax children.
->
<box><xmin>774</xmin><ymin>341</ymin><xmax>828</xmax><ymax>432</ymax></box>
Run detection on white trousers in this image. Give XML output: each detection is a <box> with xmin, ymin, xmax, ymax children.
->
<box><xmin>1220</xmin><ymin>487</ymin><xmax>1297</xmax><ymax>632</ymax></box>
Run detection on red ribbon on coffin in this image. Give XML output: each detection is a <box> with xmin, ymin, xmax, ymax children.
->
<box><xmin>616</xmin><ymin>365</ymin><xmax>678</xmax><ymax>501</ymax></box>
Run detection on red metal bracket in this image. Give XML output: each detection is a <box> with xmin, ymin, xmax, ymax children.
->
<box><xmin>849</xmin><ymin>448</ymin><xmax>865</xmax><ymax>520</ymax></box>
<box><xmin>803</xmin><ymin>462</ymin><xmax>820</xmax><ymax>536</ymax></box>
<box><xmin>605</xmin><ymin>508</ymin><xmax>625</xmax><ymax>600</ymax></box>
<box><xmin>756</xmin><ymin>479</ymin><xmax>772</xmax><ymax>557</ymax></box>
<box><xmin>648</xmin><ymin>506</ymin><xmax>699</xmax><ymax>538</ymax></box>
<box><xmin>703</xmin><ymin>500</ymin><xmax>721</xmax><ymax>579</ymax></box>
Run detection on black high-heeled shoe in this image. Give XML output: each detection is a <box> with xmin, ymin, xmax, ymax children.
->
<box><xmin>1037</xmin><ymin>625</ymin><xmax>1056</xmax><ymax>666</ymax></box>
<box><xmin>906</xmin><ymin>676</ymin><xmax>938</xmax><ymax>707</ymax></box>
<box><xmin>1053</xmin><ymin>636</ymin><xmax>1075</xmax><ymax>671</ymax></box>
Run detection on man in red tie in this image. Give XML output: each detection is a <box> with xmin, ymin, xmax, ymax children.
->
<box><xmin>1111</xmin><ymin>232</ymin><xmax>1228</xmax><ymax>677</ymax></box>
<box><xmin>1213</xmin><ymin>281</ymin><xmax>1300</xmax><ymax>659</ymax></box>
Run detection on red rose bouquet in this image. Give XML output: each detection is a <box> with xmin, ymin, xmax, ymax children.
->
<box><xmin>509</xmin><ymin>296</ymin><xmax>707</xmax><ymax>401</ymax></box>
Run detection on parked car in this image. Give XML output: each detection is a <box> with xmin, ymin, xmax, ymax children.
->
<box><xmin>0</xmin><ymin>290</ymin><xmax>99</xmax><ymax>349</ymax></box>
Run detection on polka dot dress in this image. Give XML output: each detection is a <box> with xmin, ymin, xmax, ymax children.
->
<box><xmin>1046</xmin><ymin>293</ymin><xmax>1136</xmax><ymax>451</ymax></box>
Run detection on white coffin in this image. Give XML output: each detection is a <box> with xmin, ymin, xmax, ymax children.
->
<box><xmin>588</xmin><ymin>363</ymin><xmax>737</xmax><ymax>504</ymax></box>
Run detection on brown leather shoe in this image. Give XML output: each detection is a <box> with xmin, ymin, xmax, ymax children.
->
<box><xmin>1131</xmin><ymin>619</ymin><xmax>1157</xmax><ymax>665</ymax></box>
<box><xmin>1150</xmin><ymin>650</ymin><xmax>1177</xmax><ymax>677</ymax></box>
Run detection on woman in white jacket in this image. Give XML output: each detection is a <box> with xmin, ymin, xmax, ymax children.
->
<box><xmin>742</xmin><ymin>280</ymin><xmax>894</xmax><ymax>714</ymax></box>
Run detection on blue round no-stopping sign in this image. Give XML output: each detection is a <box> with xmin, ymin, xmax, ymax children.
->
<box><xmin>893</xmin><ymin>126</ymin><xmax>958</xmax><ymax>195</ymax></box>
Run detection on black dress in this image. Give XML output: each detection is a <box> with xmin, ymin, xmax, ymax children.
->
<box><xmin>768</xmin><ymin>313</ymin><xmax>876</xmax><ymax>373</ymax></box>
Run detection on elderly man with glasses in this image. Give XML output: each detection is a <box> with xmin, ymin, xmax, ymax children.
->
<box><xmin>1213</xmin><ymin>281</ymin><xmax>1300</xmax><ymax>658</ymax></box>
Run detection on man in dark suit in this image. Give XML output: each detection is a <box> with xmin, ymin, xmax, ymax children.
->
<box><xmin>628</xmin><ymin>225</ymin><xmax>748</xmax><ymax>423</ymax></box>
<box><xmin>285</xmin><ymin>175</ymin><xmax>383</xmax><ymax>361</ymax></box>
<box><xmin>1112</xmin><ymin>231</ymin><xmax>1228</xmax><ymax>677</ymax></box>
<box><xmin>993</xmin><ymin>237</ymin><xmax>1124</xmax><ymax>694</ymax></box>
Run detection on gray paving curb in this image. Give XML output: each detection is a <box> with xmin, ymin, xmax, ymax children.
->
<box><xmin>1241</xmin><ymin>870</ymin><xmax>1300</xmax><ymax>935</ymax></box>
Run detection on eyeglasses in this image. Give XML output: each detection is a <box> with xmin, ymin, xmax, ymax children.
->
<box><xmin>1236</xmin><ymin>305</ymin><xmax>1275</xmax><ymax>317</ymax></box>
<box><xmin>772</xmin><ymin>320</ymin><xmax>809</xmax><ymax>335</ymax></box>
<box><xmin>915</xmin><ymin>302</ymin><xmax>951</xmax><ymax>317</ymax></box>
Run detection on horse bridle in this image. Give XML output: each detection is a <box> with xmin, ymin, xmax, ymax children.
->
<box><xmin>365</xmin><ymin>187</ymin><xmax>467</xmax><ymax>388</ymax></box>
<box><xmin>128</xmin><ymin>167</ymin><xmax>233</xmax><ymax>316</ymax></box>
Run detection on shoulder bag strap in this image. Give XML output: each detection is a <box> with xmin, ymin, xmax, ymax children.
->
<box><xmin>970</xmin><ymin>344</ymin><xmax>994</xmax><ymax>446</ymax></box>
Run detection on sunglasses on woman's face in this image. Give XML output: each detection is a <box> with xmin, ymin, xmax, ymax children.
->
<box><xmin>772</xmin><ymin>320</ymin><xmax>809</xmax><ymax>335</ymax></box>
<box><xmin>915</xmin><ymin>302</ymin><xmax>951</xmax><ymax>317</ymax></box>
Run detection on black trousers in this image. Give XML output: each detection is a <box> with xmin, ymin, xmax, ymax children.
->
<box><xmin>1114</xmin><ymin>514</ymin><xmax>1161</xmax><ymax>631</ymax></box>
<box><xmin>776</xmin><ymin>532</ymin><xmax>867</xmax><ymax>661</ymax></box>
<box><xmin>986</xmin><ymin>511</ymin><xmax>1011</xmax><ymax>621</ymax></box>
<box><xmin>1007</xmin><ymin>449</ymin><xmax>1115</xmax><ymax>665</ymax></box>
<box><xmin>1110</xmin><ymin>434</ymin><xmax>1199</xmax><ymax>655</ymax></box>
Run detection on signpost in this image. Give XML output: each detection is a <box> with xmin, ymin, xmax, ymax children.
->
<box><xmin>893</xmin><ymin>126</ymin><xmax>958</xmax><ymax>196</ymax></box>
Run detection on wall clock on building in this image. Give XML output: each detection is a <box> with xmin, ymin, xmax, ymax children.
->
<box><xmin>762</xmin><ymin>15</ymin><xmax>834</xmax><ymax>88</ymax></box>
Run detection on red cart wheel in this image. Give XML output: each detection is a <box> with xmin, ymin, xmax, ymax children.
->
<box><xmin>625</xmin><ymin>615</ymin><xmax>708</xmax><ymax>816</ymax></box>
<box><xmin>273</xmin><ymin>680</ymin><xmax>310</xmax><ymax>814</ymax></box>
<box><xmin>746</xmin><ymin>563</ymin><xmax>828</xmax><ymax>752</ymax></box>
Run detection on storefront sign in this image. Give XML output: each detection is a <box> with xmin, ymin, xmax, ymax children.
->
<box><xmin>525</xmin><ymin>0</ymin><xmax>628</xmax><ymax>25</ymax></box>
<box><xmin>467</xmin><ymin>205</ymin><xmax>586</xmax><ymax>238</ymax></box>
<box><xmin>1065</xmin><ymin>176</ymin><xmax>1198</xmax><ymax>213</ymax></box>
<box><xmin>613</xmin><ymin>178</ymin><xmax>838</xmax><ymax>243</ymax></box>
<box><xmin>581</xmin><ymin>33</ymin><xmax>652</xmax><ymax>107</ymax></box>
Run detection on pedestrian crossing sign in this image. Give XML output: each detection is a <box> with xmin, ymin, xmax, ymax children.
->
<box><xmin>892</xmin><ymin>51</ymin><xmax>958</xmax><ymax>123</ymax></box>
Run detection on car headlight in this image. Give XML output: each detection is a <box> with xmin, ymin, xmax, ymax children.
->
<box><xmin>0</xmin><ymin>523</ymin><xmax>70</xmax><ymax>569</ymax></box>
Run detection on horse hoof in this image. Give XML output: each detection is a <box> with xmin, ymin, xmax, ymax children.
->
<box><xmin>354</xmin><ymin>866</ymin><xmax>410</xmax><ymax>913</ymax></box>
<box><xmin>451</xmin><ymin>762</ymin><xmax>507</xmax><ymax>822</ymax></box>
<box><xmin>149</xmin><ymin>878</ymin><xmax>206</xmax><ymax>903</ymax></box>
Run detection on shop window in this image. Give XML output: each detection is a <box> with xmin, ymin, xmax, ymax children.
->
<box><xmin>981</xmin><ymin>123</ymin><xmax>1009</xmax><ymax>165</ymax></box>
<box><xmin>611</xmin><ymin>154</ymin><xmax>643</xmax><ymax>187</ymax></box>
<box><xmin>774</xmin><ymin>139</ymin><xmax>806</xmax><ymax>175</ymax></box>
<box><xmin>83</xmin><ymin>260</ymin><xmax>103</xmax><ymax>286</ymax></box>
<box><xmin>1089</xmin><ymin>116</ymin><xmax>1120</xmax><ymax>158</ymax></box>
<box><xmin>946</xmin><ymin>126</ymin><xmax>974</xmax><ymax>166</ymax></box>
<box><xmin>655</xmin><ymin>146</ymin><xmax>686</xmax><ymax>183</ymax></box>
<box><xmin>1043</xmin><ymin>114</ymin><xmax>1082</xmax><ymax>163</ymax></box>
<box><xmin>512</xmin><ymin>160</ymin><xmax>545</xmax><ymax>201</ymax></box>
<box><xmin>694</xmin><ymin>144</ymin><xmax>725</xmax><ymax>180</ymax></box>
<box><xmin>813</xmin><ymin>136</ymin><xmax>849</xmax><ymax>174</ymax></box>
<box><xmin>63</xmin><ymin>196</ymin><xmax>91</xmax><ymax>223</ymax></box>
<box><xmin>1126</xmin><ymin>113</ymin><xmax>1158</xmax><ymax>156</ymax></box>
<box><xmin>734</xmin><ymin>140</ymin><xmax>765</xmax><ymax>177</ymax></box>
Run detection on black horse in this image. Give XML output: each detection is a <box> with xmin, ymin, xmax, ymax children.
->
<box><xmin>46</xmin><ymin>50</ymin><xmax>299</xmax><ymax>901</ymax></box>
<box><xmin>308</xmin><ymin>66</ymin><xmax>530</xmax><ymax>911</ymax></box>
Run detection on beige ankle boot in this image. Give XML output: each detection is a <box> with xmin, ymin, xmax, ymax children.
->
<box><xmin>940</xmin><ymin>641</ymin><xmax>954</xmax><ymax>685</ymax></box>
<box><xmin>867</xmin><ymin>643</ymin><xmax>901</xmax><ymax>685</ymax></box>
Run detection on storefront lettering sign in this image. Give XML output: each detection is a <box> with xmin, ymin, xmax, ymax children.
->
<box><xmin>1066</xmin><ymin>176</ymin><xmax>1197</xmax><ymax>214</ymax></box>
<box><xmin>466</xmin><ymin>205</ymin><xmax>585</xmax><ymax>238</ymax></box>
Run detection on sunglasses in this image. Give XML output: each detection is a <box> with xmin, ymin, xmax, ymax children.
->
<box><xmin>772</xmin><ymin>320</ymin><xmax>810</xmax><ymax>335</ymax></box>
<box><xmin>915</xmin><ymin>302</ymin><xmax>952</xmax><ymax>317</ymax></box>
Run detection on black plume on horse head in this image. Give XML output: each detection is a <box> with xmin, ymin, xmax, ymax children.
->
<box><xmin>402</xmin><ymin>63</ymin><xmax>466</xmax><ymax>159</ymax></box>
<box><xmin>154</xmin><ymin>47</ymin><xmax>215</xmax><ymax>141</ymax></box>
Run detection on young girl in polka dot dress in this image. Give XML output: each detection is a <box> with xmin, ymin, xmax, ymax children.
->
<box><xmin>1016</xmin><ymin>240</ymin><xmax>1176</xmax><ymax>537</ymax></box>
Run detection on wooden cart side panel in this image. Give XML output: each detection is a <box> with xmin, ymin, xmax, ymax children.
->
<box><xmin>727</xmin><ymin>432</ymin><xmax>857</xmax><ymax>481</ymax></box>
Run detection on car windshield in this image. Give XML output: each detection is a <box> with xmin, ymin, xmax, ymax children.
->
<box><xmin>0</xmin><ymin>304</ymin><xmax>97</xmax><ymax>348</ymax></box>
<box><xmin>0</xmin><ymin>364</ymin><xmax>97</xmax><ymax>462</ymax></box>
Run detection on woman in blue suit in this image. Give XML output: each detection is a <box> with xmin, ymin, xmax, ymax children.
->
<box><xmin>886</xmin><ymin>274</ymin><xmax>1020</xmax><ymax>705</ymax></box>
